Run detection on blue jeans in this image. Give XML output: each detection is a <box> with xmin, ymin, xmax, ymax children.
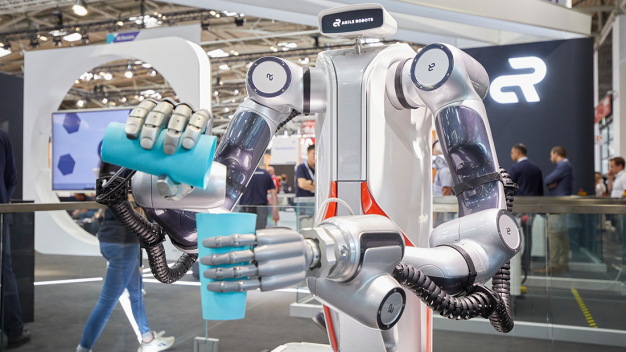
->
<box><xmin>77</xmin><ymin>242</ymin><xmax>151</xmax><ymax>351</ymax></box>
<box><xmin>2</xmin><ymin>223</ymin><xmax>25</xmax><ymax>342</ymax></box>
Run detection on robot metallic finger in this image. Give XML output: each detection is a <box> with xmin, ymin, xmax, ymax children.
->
<box><xmin>254</xmin><ymin>241</ymin><xmax>306</xmax><ymax>262</ymax></box>
<box><xmin>163</xmin><ymin>104</ymin><xmax>193</xmax><ymax>155</ymax></box>
<box><xmin>256</xmin><ymin>228</ymin><xmax>304</xmax><ymax>246</ymax></box>
<box><xmin>203</xmin><ymin>264</ymin><xmax>258</xmax><ymax>279</ymax></box>
<box><xmin>125</xmin><ymin>100</ymin><xmax>158</xmax><ymax>139</ymax></box>
<box><xmin>200</xmin><ymin>249</ymin><xmax>254</xmax><ymax>266</ymax></box>
<box><xmin>258</xmin><ymin>257</ymin><xmax>307</xmax><ymax>277</ymax></box>
<box><xmin>260</xmin><ymin>272</ymin><xmax>306</xmax><ymax>291</ymax></box>
<box><xmin>207</xmin><ymin>279</ymin><xmax>261</xmax><ymax>292</ymax></box>
<box><xmin>202</xmin><ymin>234</ymin><xmax>256</xmax><ymax>248</ymax></box>
<box><xmin>139</xmin><ymin>99</ymin><xmax>176</xmax><ymax>150</ymax></box>
<box><xmin>182</xmin><ymin>109</ymin><xmax>211</xmax><ymax>150</ymax></box>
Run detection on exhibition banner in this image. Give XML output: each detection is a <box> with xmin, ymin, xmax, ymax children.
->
<box><xmin>107</xmin><ymin>23</ymin><xmax>200</xmax><ymax>44</ymax></box>
<box><xmin>464</xmin><ymin>38</ymin><xmax>594</xmax><ymax>194</ymax></box>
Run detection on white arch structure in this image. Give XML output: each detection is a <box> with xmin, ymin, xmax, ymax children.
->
<box><xmin>23</xmin><ymin>37</ymin><xmax>211</xmax><ymax>255</ymax></box>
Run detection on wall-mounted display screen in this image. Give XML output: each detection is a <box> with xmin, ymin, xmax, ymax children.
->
<box><xmin>51</xmin><ymin>108</ymin><xmax>131</xmax><ymax>191</ymax></box>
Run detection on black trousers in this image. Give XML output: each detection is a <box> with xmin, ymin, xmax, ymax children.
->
<box><xmin>237</xmin><ymin>205</ymin><xmax>269</xmax><ymax>230</ymax></box>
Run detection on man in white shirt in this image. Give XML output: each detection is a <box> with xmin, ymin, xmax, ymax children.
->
<box><xmin>608</xmin><ymin>157</ymin><xmax>626</xmax><ymax>198</ymax></box>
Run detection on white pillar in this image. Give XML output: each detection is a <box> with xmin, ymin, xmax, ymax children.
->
<box><xmin>614</xmin><ymin>15</ymin><xmax>626</xmax><ymax>158</ymax></box>
<box><xmin>594</xmin><ymin>50</ymin><xmax>601</xmax><ymax>172</ymax></box>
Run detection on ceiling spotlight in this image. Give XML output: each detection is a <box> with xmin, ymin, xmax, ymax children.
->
<box><xmin>235</xmin><ymin>18</ymin><xmax>245</xmax><ymax>27</ymax></box>
<box><xmin>215</xmin><ymin>14</ymin><xmax>220</xmax><ymax>18</ymax></box>
<box><xmin>207</xmin><ymin>49</ymin><xmax>228</xmax><ymax>58</ymax></box>
<box><xmin>117</xmin><ymin>20</ymin><xmax>124</xmax><ymax>26</ymax></box>
<box><xmin>52</xmin><ymin>36</ymin><xmax>63</xmax><ymax>47</ymax></box>
<box><xmin>73</xmin><ymin>0</ymin><xmax>87</xmax><ymax>16</ymax></box>
<box><xmin>124</xmin><ymin>70</ymin><xmax>133</xmax><ymax>78</ymax></box>
<box><xmin>223</xmin><ymin>107</ymin><xmax>230</xmax><ymax>113</ymax></box>
<box><xmin>38</xmin><ymin>35</ymin><xmax>48</xmax><ymax>41</ymax></box>
<box><xmin>219</xmin><ymin>80</ymin><xmax>224</xmax><ymax>86</ymax></box>
<box><xmin>138</xmin><ymin>96</ymin><xmax>144</xmax><ymax>101</ymax></box>
<box><xmin>213</xmin><ymin>91</ymin><xmax>219</xmax><ymax>96</ymax></box>
<box><xmin>148</xmin><ymin>70</ymin><xmax>156</xmax><ymax>77</ymax></box>
<box><xmin>233</xmin><ymin>89</ymin><xmax>239</xmax><ymax>95</ymax></box>
<box><xmin>102</xmin><ymin>98</ymin><xmax>108</xmax><ymax>104</ymax></box>
<box><xmin>219</xmin><ymin>64</ymin><xmax>229</xmax><ymax>70</ymax></box>
<box><xmin>299</xmin><ymin>57</ymin><xmax>310</xmax><ymax>65</ymax></box>
<box><xmin>270</xmin><ymin>46</ymin><xmax>278</xmax><ymax>52</ymax></box>
<box><xmin>142</xmin><ymin>63</ymin><xmax>152</xmax><ymax>68</ymax></box>
<box><xmin>210</xmin><ymin>10</ymin><xmax>216</xmax><ymax>16</ymax></box>
<box><xmin>75</xmin><ymin>80</ymin><xmax>80</xmax><ymax>84</ymax></box>
<box><xmin>77</xmin><ymin>100</ymin><xmax>85</xmax><ymax>107</ymax></box>
<box><xmin>63</xmin><ymin>33</ymin><xmax>81</xmax><ymax>42</ymax></box>
<box><xmin>103</xmin><ymin>73</ymin><xmax>112</xmax><ymax>80</ymax></box>
<box><xmin>120</xmin><ymin>97</ymin><xmax>127</xmax><ymax>103</ymax></box>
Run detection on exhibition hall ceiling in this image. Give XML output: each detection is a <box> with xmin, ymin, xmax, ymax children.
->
<box><xmin>0</xmin><ymin>0</ymin><xmax>618</xmax><ymax>127</ymax></box>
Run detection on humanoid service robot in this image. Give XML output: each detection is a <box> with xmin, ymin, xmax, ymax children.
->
<box><xmin>96</xmin><ymin>4</ymin><xmax>521</xmax><ymax>352</ymax></box>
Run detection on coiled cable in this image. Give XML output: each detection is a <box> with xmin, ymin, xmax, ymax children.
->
<box><xmin>96</xmin><ymin>174</ymin><xmax>198</xmax><ymax>284</ymax></box>
<box><xmin>392</xmin><ymin>166</ymin><xmax>518</xmax><ymax>333</ymax></box>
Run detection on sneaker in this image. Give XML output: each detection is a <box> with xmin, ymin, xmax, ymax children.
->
<box><xmin>7</xmin><ymin>330</ymin><xmax>31</xmax><ymax>349</ymax></box>
<box><xmin>138</xmin><ymin>331</ymin><xmax>175</xmax><ymax>352</ymax></box>
<box><xmin>312</xmin><ymin>312</ymin><xmax>327</xmax><ymax>332</ymax></box>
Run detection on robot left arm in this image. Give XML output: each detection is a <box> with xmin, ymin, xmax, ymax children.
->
<box><xmin>128</xmin><ymin>57</ymin><xmax>326</xmax><ymax>211</ymax></box>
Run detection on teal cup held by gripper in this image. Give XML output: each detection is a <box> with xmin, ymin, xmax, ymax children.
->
<box><xmin>197</xmin><ymin>212</ymin><xmax>256</xmax><ymax>320</ymax></box>
<box><xmin>101</xmin><ymin>122</ymin><xmax>217</xmax><ymax>189</ymax></box>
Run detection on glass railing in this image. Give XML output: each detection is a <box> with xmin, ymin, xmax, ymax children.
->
<box><xmin>2</xmin><ymin>197</ymin><xmax>625</xmax><ymax>351</ymax></box>
<box><xmin>432</xmin><ymin>196</ymin><xmax>626</xmax><ymax>349</ymax></box>
<box><xmin>0</xmin><ymin>201</ymin><xmax>320</xmax><ymax>352</ymax></box>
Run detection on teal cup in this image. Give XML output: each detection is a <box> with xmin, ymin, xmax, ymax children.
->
<box><xmin>197</xmin><ymin>212</ymin><xmax>257</xmax><ymax>320</ymax></box>
<box><xmin>101</xmin><ymin>122</ymin><xmax>217</xmax><ymax>189</ymax></box>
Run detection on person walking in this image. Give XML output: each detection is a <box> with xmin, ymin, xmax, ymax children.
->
<box><xmin>77</xmin><ymin>163</ymin><xmax>175</xmax><ymax>352</ymax></box>
<box><xmin>508</xmin><ymin>143</ymin><xmax>543</xmax><ymax>276</ymax></box>
<box><xmin>237</xmin><ymin>165</ymin><xmax>279</xmax><ymax>230</ymax></box>
<box><xmin>0</xmin><ymin>128</ymin><xmax>31</xmax><ymax>349</ymax></box>
<box><xmin>536</xmin><ymin>146</ymin><xmax>573</xmax><ymax>275</ymax></box>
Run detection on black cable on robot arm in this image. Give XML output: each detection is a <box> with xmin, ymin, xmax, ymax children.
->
<box><xmin>95</xmin><ymin>172</ymin><xmax>197</xmax><ymax>284</ymax></box>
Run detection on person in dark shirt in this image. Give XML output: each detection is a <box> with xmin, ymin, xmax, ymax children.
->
<box><xmin>509</xmin><ymin>143</ymin><xmax>543</xmax><ymax>196</ymax></box>
<box><xmin>77</xmin><ymin>163</ymin><xmax>175</xmax><ymax>352</ymax></box>
<box><xmin>545</xmin><ymin>146</ymin><xmax>574</xmax><ymax>196</ymax></box>
<box><xmin>536</xmin><ymin>146</ymin><xmax>573</xmax><ymax>274</ymax></box>
<box><xmin>295</xmin><ymin>145</ymin><xmax>315</xmax><ymax>198</ymax></box>
<box><xmin>238</xmin><ymin>165</ymin><xmax>279</xmax><ymax>230</ymax></box>
<box><xmin>508</xmin><ymin>143</ymin><xmax>544</xmax><ymax>276</ymax></box>
<box><xmin>0</xmin><ymin>129</ymin><xmax>31</xmax><ymax>348</ymax></box>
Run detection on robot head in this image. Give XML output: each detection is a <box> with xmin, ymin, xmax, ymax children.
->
<box><xmin>318</xmin><ymin>3</ymin><xmax>397</xmax><ymax>39</ymax></box>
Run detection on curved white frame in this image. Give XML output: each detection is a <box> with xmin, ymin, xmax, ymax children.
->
<box><xmin>23</xmin><ymin>37</ymin><xmax>211</xmax><ymax>255</ymax></box>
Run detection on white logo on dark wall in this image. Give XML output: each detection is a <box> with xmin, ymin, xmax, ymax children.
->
<box><xmin>490</xmin><ymin>57</ymin><xmax>547</xmax><ymax>104</ymax></box>
<box><xmin>333</xmin><ymin>19</ymin><xmax>341</xmax><ymax>27</ymax></box>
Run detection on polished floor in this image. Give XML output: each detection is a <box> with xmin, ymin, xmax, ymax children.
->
<box><xmin>4</xmin><ymin>253</ymin><xmax>625</xmax><ymax>352</ymax></box>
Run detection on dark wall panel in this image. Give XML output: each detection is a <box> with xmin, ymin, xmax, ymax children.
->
<box><xmin>0</xmin><ymin>72</ymin><xmax>24</xmax><ymax>199</ymax></box>
<box><xmin>464</xmin><ymin>38</ymin><xmax>595</xmax><ymax>195</ymax></box>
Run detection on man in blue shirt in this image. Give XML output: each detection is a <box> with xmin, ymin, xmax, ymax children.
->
<box><xmin>544</xmin><ymin>146</ymin><xmax>573</xmax><ymax>196</ymax></box>
<box><xmin>509</xmin><ymin>144</ymin><xmax>544</xmax><ymax>196</ymax></box>
<box><xmin>0</xmin><ymin>129</ymin><xmax>31</xmax><ymax>348</ymax></box>
<box><xmin>238</xmin><ymin>165</ymin><xmax>279</xmax><ymax>230</ymax></box>
<box><xmin>536</xmin><ymin>146</ymin><xmax>573</xmax><ymax>274</ymax></box>
<box><xmin>509</xmin><ymin>143</ymin><xmax>543</xmax><ymax>275</ymax></box>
